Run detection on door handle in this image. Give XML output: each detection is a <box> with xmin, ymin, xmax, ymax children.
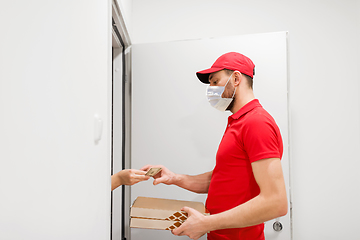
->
<box><xmin>273</xmin><ymin>220</ymin><xmax>283</xmax><ymax>232</ymax></box>
<box><xmin>94</xmin><ymin>114</ymin><xmax>103</xmax><ymax>144</ymax></box>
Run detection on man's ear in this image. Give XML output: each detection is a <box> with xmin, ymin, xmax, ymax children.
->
<box><xmin>233</xmin><ymin>71</ymin><xmax>242</xmax><ymax>87</ymax></box>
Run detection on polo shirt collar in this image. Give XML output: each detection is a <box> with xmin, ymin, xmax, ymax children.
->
<box><xmin>230</xmin><ymin>99</ymin><xmax>261</xmax><ymax>120</ymax></box>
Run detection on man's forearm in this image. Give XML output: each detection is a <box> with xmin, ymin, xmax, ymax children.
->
<box><xmin>206</xmin><ymin>191</ymin><xmax>288</xmax><ymax>231</ymax></box>
<box><xmin>173</xmin><ymin>171</ymin><xmax>212</xmax><ymax>194</ymax></box>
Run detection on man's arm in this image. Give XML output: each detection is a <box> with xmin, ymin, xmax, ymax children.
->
<box><xmin>208</xmin><ymin>158</ymin><xmax>288</xmax><ymax>227</ymax></box>
<box><xmin>141</xmin><ymin>165</ymin><xmax>212</xmax><ymax>194</ymax></box>
<box><xmin>173</xmin><ymin>158</ymin><xmax>288</xmax><ymax>239</ymax></box>
<box><xmin>173</xmin><ymin>171</ymin><xmax>213</xmax><ymax>194</ymax></box>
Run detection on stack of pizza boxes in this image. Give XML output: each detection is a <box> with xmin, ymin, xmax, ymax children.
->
<box><xmin>130</xmin><ymin>196</ymin><xmax>209</xmax><ymax>230</ymax></box>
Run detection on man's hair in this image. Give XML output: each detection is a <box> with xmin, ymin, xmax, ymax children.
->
<box><xmin>224</xmin><ymin>69</ymin><xmax>253</xmax><ymax>89</ymax></box>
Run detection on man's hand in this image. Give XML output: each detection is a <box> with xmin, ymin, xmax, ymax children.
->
<box><xmin>172</xmin><ymin>207</ymin><xmax>210</xmax><ymax>240</ymax></box>
<box><xmin>140</xmin><ymin>165</ymin><xmax>177</xmax><ymax>186</ymax></box>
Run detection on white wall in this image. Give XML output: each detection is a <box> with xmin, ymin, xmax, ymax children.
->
<box><xmin>130</xmin><ymin>1</ymin><xmax>360</xmax><ymax>239</ymax></box>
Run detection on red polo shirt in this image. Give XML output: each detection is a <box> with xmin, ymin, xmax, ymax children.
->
<box><xmin>206</xmin><ymin>99</ymin><xmax>283</xmax><ymax>240</ymax></box>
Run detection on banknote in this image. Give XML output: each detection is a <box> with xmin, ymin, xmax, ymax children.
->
<box><xmin>145</xmin><ymin>167</ymin><xmax>162</xmax><ymax>177</ymax></box>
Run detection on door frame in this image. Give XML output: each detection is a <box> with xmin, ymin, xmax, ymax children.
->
<box><xmin>111</xmin><ymin>1</ymin><xmax>132</xmax><ymax>239</ymax></box>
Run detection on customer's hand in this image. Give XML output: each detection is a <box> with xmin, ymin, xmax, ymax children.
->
<box><xmin>140</xmin><ymin>165</ymin><xmax>177</xmax><ymax>186</ymax></box>
<box><xmin>111</xmin><ymin>169</ymin><xmax>150</xmax><ymax>190</ymax></box>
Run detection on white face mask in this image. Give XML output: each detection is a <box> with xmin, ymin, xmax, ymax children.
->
<box><xmin>206</xmin><ymin>71</ymin><xmax>238</xmax><ymax>111</ymax></box>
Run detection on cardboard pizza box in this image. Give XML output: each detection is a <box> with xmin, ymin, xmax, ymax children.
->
<box><xmin>130</xmin><ymin>196</ymin><xmax>209</xmax><ymax>230</ymax></box>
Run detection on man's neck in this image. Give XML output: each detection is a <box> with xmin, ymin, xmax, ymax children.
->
<box><xmin>230</xmin><ymin>90</ymin><xmax>255</xmax><ymax>114</ymax></box>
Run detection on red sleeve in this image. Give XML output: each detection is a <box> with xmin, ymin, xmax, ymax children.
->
<box><xmin>242</xmin><ymin>114</ymin><xmax>282</xmax><ymax>163</ymax></box>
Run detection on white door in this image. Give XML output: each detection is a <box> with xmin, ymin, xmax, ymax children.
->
<box><xmin>131</xmin><ymin>32</ymin><xmax>291</xmax><ymax>240</ymax></box>
<box><xmin>0</xmin><ymin>1</ymin><xmax>112</xmax><ymax>240</ymax></box>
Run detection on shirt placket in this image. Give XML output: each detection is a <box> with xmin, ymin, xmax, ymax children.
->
<box><xmin>226</xmin><ymin>117</ymin><xmax>234</xmax><ymax>132</ymax></box>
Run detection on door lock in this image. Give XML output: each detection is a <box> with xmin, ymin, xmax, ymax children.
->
<box><xmin>273</xmin><ymin>221</ymin><xmax>283</xmax><ymax>232</ymax></box>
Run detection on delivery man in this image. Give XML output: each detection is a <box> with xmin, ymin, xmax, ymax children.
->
<box><xmin>141</xmin><ymin>52</ymin><xmax>288</xmax><ymax>240</ymax></box>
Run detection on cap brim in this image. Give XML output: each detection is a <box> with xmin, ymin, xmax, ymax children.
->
<box><xmin>196</xmin><ymin>67</ymin><xmax>224</xmax><ymax>84</ymax></box>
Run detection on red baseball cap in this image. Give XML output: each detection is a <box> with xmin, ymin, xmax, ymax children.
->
<box><xmin>196</xmin><ymin>52</ymin><xmax>255</xmax><ymax>84</ymax></box>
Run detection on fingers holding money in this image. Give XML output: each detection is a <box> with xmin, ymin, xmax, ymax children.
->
<box><xmin>118</xmin><ymin>169</ymin><xmax>150</xmax><ymax>186</ymax></box>
<box><xmin>140</xmin><ymin>165</ymin><xmax>177</xmax><ymax>186</ymax></box>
